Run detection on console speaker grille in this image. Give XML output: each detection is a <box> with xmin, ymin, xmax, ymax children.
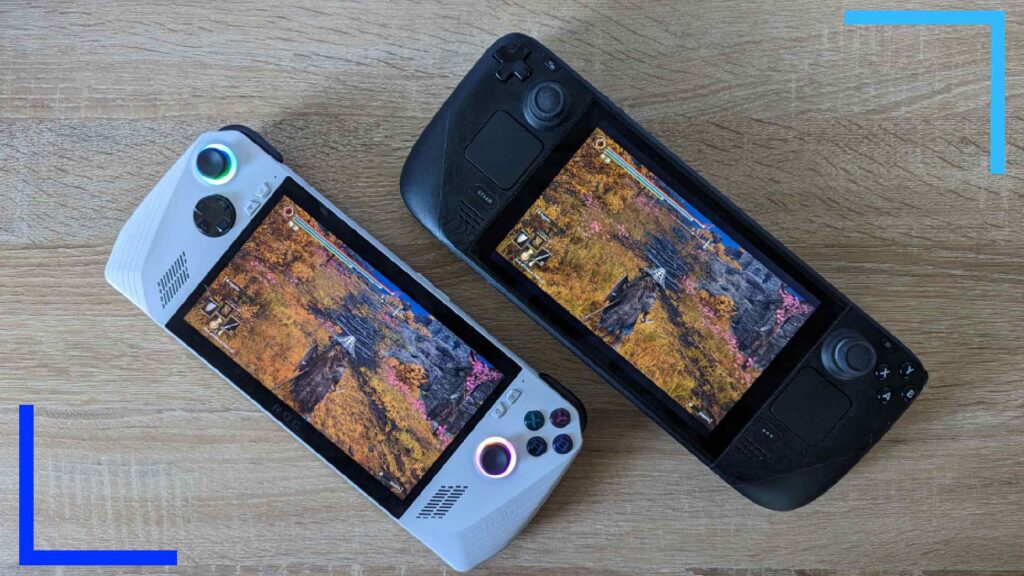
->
<box><xmin>459</xmin><ymin>200</ymin><xmax>485</xmax><ymax>228</ymax></box>
<box><xmin>416</xmin><ymin>485</ymin><xmax>467</xmax><ymax>519</ymax></box>
<box><xmin>157</xmin><ymin>252</ymin><xmax>189</xmax><ymax>308</ymax></box>
<box><xmin>736</xmin><ymin>437</ymin><xmax>768</xmax><ymax>461</ymax></box>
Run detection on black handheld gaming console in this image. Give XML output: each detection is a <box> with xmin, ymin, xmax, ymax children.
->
<box><xmin>400</xmin><ymin>33</ymin><xmax>928</xmax><ymax>510</ymax></box>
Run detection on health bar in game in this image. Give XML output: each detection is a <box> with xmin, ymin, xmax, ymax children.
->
<box><xmin>291</xmin><ymin>215</ymin><xmax>394</xmax><ymax>296</ymax></box>
<box><xmin>603</xmin><ymin>147</ymin><xmax>706</xmax><ymax>229</ymax></box>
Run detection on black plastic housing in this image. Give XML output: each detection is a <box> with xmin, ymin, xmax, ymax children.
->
<box><xmin>400</xmin><ymin>33</ymin><xmax>928</xmax><ymax>510</ymax></box>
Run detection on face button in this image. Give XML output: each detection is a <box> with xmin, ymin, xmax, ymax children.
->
<box><xmin>550</xmin><ymin>407</ymin><xmax>571</xmax><ymax>428</ymax></box>
<box><xmin>493</xmin><ymin>42</ymin><xmax>531</xmax><ymax>82</ymax></box>
<box><xmin>193</xmin><ymin>194</ymin><xmax>236</xmax><ymax>237</ymax></box>
<box><xmin>195</xmin><ymin>143</ymin><xmax>237</xmax><ymax>185</ymax></box>
<box><xmin>552</xmin><ymin>434</ymin><xmax>574</xmax><ymax>455</ymax></box>
<box><xmin>899</xmin><ymin>362</ymin><xmax>918</xmax><ymax>380</ymax></box>
<box><xmin>875</xmin><ymin>364</ymin><xmax>892</xmax><ymax>382</ymax></box>
<box><xmin>524</xmin><ymin>410</ymin><xmax>544</xmax><ymax>431</ymax></box>
<box><xmin>523</xmin><ymin>81</ymin><xmax>568</xmax><ymax>129</ymax></box>
<box><xmin>475</xmin><ymin>437</ymin><xmax>516</xmax><ymax>478</ymax></box>
<box><xmin>527</xmin><ymin>436</ymin><xmax>547</xmax><ymax>457</ymax></box>
<box><xmin>901</xmin><ymin>386</ymin><xmax>918</xmax><ymax>402</ymax></box>
<box><xmin>877</xmin><ymin>386</ymin><xmax>893</xmax><ymax>404</ymax></box>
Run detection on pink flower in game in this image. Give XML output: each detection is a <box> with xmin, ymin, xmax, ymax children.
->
<box><xmin>465</xmin><ymin>354</ymin><xmax>502</xmax><ymax>395</ymax></box>
<box><xmin>775</xmin><ymin>288</ymin><xmax>813</xmax><ymax>328</ymax></box>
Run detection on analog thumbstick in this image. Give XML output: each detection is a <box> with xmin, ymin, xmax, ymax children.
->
<box><xmin>523</xmin><ymin>81</ymin><xmax>568</xmax><ymax>129</ymax></box>
<box><xmin>475</xmin><ymin>437</ymin><xmax>516</xmax><ymax>478</ymax></box>
<box><xmin>822</xmin><ymin>332</ymin><xmax>876</xmax><ymax>380</ymax></box>
<box><xmin>195</xmin><ymin>143</ymin><xmax>237</xmax><ymax>185</ymax></box>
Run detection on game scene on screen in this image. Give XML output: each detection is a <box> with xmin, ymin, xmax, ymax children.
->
<box><xmin>497</xmin><ymin>128</ymin><xmax>815</xmax><ymax>429</ymax></box>
<box><xmin>186</xmin><ymin>196</ymin><xmax>503</xmax><ymax>497</ymax></box>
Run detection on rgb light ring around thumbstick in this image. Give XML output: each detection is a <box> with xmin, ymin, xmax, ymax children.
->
<box><xmin>195</xmin><ymin>143</ymin><xmax>237</xmax><ymax>185</ymax></box>
<box><xmin>475</xmin><ymin>437</ymin><xmax>516</xmax><ymax>479</ymax></box>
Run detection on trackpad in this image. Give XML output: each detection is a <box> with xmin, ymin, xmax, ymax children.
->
<box><xmin>771</xmin><ymin>368</ymin><xmax>851</xmax><ymax>445</ymax></box>
<box><xmin>465</xmin><ymin>111</ymin><xmax>542</xmax><ymax>189</ymax></box>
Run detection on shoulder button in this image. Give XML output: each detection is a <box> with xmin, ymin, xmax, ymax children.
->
<box><xmin>219</xmin><ymin>124</ymin><xmax>282</xmax><ymax>162</ymax></box>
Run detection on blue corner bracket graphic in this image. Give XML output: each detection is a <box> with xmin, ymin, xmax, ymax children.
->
<box><xmin>19</xmin><ymin>405</ymin><xmax>178</xmax><ymax>566</ymax></box>
<box><xmin>844</xmin><ymin>10</ymin><xmax>1006</xmax><ymax>174</ymax></box>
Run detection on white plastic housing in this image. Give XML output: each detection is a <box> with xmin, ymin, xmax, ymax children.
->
<box><xmin>105</xmin><ymin>129</ymin><xmax>583</xmax><ymax>572</ymax></box>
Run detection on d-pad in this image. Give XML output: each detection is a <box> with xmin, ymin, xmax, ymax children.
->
<box><xmin>493</xmin><ymin>42</ymin><xmax>531</xmax><ymax>82</ymax></box>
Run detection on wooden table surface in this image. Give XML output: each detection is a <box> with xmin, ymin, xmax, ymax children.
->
<box><xmin>2</xmin><ymin>1</ymin><xmax>1022</xmax><ymax>574</ymax></box>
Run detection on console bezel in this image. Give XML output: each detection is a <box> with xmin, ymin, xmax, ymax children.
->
<box><xmin>166</xmin><ymin>177</ymin><xmax>521</xmax><ymax>517</ymax></box>
<box><xmin>470</xmin><ymin>100</ymin><xmax>848</xmax><ymax>460</ymax></box>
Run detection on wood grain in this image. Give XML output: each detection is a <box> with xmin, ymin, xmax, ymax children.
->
<box><xmin>1</xmin><ymin>1</ymin><xmax>1022</xmax><ymax>574</ymax></box>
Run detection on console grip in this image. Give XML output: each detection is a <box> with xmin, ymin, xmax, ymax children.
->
<box><xmin>220</xmin><ymin>124</ymin><xmax>283</xmax><ymax>163</ymax></box>
<box><xmin>538</xmin><ymin>373</ymin><xmax>587</xmax><ymax>432</ymax></box>
<box><xmin>732</xmin><ymin>451</ymin><xmax>864</xmax><ymax>511</ymax></box>
<box><xmin>400</xmin><ymin>99</ymin><xmax>452</xmax><ymax>237</ymax></box>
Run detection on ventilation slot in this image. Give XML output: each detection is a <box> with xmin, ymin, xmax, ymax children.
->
<box><xmin>416</xmin><ymin>485</ymin><xmax>467</xmax><ymax>519</ymax></box>
<box><xmin>459</xmin><ymin>200</ymin><xmax>485</xmax><ymax>229</ymax></box>
<box><xmin>736</xmin><ymin>437</ymin><xmax>768</xmax><ymax>461</ymax></box>
<box><xmin>157</xmin><ymin>252</ymin><xmax>190</xmax><ymax>308</ymax></box>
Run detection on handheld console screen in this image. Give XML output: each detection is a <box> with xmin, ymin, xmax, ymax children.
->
<box><xmin>494</xmin><ymin>127</ymin><xmax>818</xmax><ymax>430</ymax></box>
<box><xmin>168</xmin><ymin>180</ymin><xmax>512</xmax><ymax>512</ymax></box>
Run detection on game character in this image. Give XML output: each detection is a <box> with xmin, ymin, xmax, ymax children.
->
<box><xmin>593</xmin><ymin>267</ymin><xmax>667</xmax><ymax>347</ymax></box>
<box><xmin>285</xmin><ymin>334</ymin><xmax>356</xmax><ymax>415</ymax></box>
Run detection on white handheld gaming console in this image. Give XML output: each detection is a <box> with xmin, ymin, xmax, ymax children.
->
<box><xmin>105</xmin><ymin>126</ymin><xmax>585</xmax><ymax>572</ymax></box>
